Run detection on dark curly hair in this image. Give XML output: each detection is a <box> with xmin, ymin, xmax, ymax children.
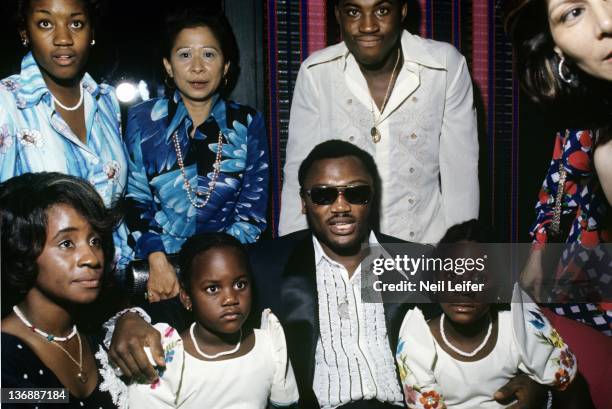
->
<box><xmin>14</xmin><ymin>0</ymin><xmax>106</xmax><ymax>30</ymax></box>
<box><xmin>501</xmin><ymin>0</ymin><xmax>611</xmax><ymax>127</ymax></box>
<box><xmin>162</xmin><ymin>6</ymin><xmax>240</xmax><ymax>98</ymax></box>
<box><xmin>0</xmin><ymin>172</ymin><xmax>119</xmax><ymax>293</ymax></box>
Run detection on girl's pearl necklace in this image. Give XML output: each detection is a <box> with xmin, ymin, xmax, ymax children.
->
<box><xmin>189</xmin><ymin>323</ymin><xmax>242</xmax><ymax>359</ymax></box>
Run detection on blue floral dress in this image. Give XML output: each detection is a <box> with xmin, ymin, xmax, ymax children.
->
<box><xmin>124</xmin><ymin>92</ymin><xmax>269</xmax><ymax>258</ymax></box>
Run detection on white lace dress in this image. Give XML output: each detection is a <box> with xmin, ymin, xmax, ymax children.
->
<box><xmin>395</xmin><ymin>286</ymin><xmax>578</xmax><ymax>409</ymax></box>
<box><xmin>98</xmin><ymin>309</ymin><xmax>299</xmax><ymax>409</ymax></box>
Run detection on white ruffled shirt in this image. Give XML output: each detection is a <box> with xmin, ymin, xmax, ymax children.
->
<box><xmin>97</xmin><ymin>310</ymin><xmax>299</xmax><ymax>409</ymax></box>
<box><xmin>312</xmin><ymin>233</ymin><xmax>404</xmax><ymax>408</ymax></box>
<box><xmin>395</xmin><ymin>286</ymin><xmax>578</xmax><ymax>409</ymax></box>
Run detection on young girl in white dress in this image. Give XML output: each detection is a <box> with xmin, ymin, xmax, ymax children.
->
<box><xmin>99</xmin><ymin>233</ymin><xmax>299</xmax><ymax>408</ymax></box>
<box><xmin>396</xmin><ymin>220</ymin><xmax>587</xmax><ymax>409</ymax></box>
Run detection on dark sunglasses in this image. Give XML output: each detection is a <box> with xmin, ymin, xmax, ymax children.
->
<box><xmin>303</xmin><ymin>185</ymin><xmax>372</xmax><ymax>205</ymax></box>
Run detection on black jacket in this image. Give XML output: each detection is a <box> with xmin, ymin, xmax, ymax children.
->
<box><xmin>249</xmin><ymin>230</ymin><xmax>436</xmax><ymax>408</ymax></box>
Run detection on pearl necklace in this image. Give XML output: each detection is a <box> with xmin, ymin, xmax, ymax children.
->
<box><xmin>13</xmin><ymin>305</ymin><xmax>77</xmax><ymax>342</ymax></box>
<box><xmin>440</xmin><ymin>313</ymin><xmax>493</xmax><ymax>358</ymax></box>
<box><xmin>171</xmin><ymin>129</ymin><xmax>223</xmax><ymax>208</ymax></box>
<box><xmin>189</xmin><ymin>323</ymin><xmax>242</xmax><ymax>359</ymax></box>
<box><xmin>13</xmin><ymin>305</ymin><xmax>87</xmax><ymax>383</ymax></box>
<box><xmin>51</xmin><ymin>81</ymin><xmax>84</xmax><ymax>111</ymax></box>
<box><xmin>369</xmin><ymin>48</ymin><xmax>401</xmax><ymax>143</ymax></box>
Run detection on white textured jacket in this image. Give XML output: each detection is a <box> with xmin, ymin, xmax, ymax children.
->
<box><xmin>279</xmin><ymin>30</ymin><xmax>479</xmax><ymax>244</ymax></box>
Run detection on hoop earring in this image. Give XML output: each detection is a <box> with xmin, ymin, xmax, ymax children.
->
<box><xmin>21</xmin><ymin>38</ymin><xmax>29</xmax><ymax>47</ymax></box>
<box><xmin>90</xmin><ymin>39</ymin><xmax>96</xmax><ymax>46</ymax></box>
<box><xmin>558</xmin><ymin>57</ymin><xmax>574</xmax><ymax>84</ymax></box>
<box><xmin>223</xmin><ymin>76</ymin><xmax>228</xmax><ymax>87</ymax></box>
<box><xmin>164</xmin><ymin>75</ymin><xmax>175</xmax><ymax>89</ymax></box>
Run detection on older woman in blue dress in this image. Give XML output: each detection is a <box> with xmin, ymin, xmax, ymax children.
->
<box><xmin>124</xmin><ymin>8</ymin><xmax>269</xmax><ymax>302</ymax></box>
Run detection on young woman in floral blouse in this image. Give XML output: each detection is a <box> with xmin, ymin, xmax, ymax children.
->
<box><xmin>504</xmin><ymin>0</ymin><xmax>611</xmax><ymax>335</ymax></box>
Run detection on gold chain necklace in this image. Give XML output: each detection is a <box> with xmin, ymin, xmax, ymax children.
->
<box><xmin>172</xmin><ymin>129</ymin><xmax>223</xmax><ymax>208</ymax></box>
<box><xmin>369</xmin><ymin>48</ymin><xmax>401</xmax><ymax>143</ymax></box>
<box><xmin>51</xmin><ymin>332</ymin><xmax>87</xmax><ymax>384</ymax></box>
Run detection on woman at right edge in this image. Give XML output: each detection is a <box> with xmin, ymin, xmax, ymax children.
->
<box><xmin>503</xmin><ymin>0</ymin><xmax>612</xmax><ymax>335</ymax></box>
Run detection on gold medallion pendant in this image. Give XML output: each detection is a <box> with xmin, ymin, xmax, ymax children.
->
<box><xmin>368</xmin><ymin>48</ymin><xmax>401</xmax><ymax>145</ymax></box>
<box><xmin>370</xmin><ymin>127</ymin><xmax>381</xmax><ymax>143</ymax></box>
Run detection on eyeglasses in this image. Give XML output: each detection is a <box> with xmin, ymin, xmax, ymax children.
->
<box><xmin>302</xmin><ymin>185</ymin><xmax>372</xmax><ymax>206</ymax></box>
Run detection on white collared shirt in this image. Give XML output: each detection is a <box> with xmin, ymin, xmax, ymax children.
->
<box><xmin>312</xmin><ymin>232</ymin><xmax>403</xmax><ymax>408</ymax></box>
<box><xmin>280</xmin><ymin>30</ymin><xmax>479</xmax><ymax>244</ymax></box>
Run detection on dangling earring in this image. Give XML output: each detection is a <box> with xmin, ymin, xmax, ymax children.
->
<box><xmin>558</xmin><ymin>57</ymin><xmax>574</xmax><ymax>84</ymax></box>
<box><xmin>90</xmin><ymin>39</ymin><xmax>96</xmax><ymax>46</ymax></box>
<box><xmin>223</xmin><ymin>76</ymin><xmax>228</xmax><ymax>87</ymax></box>
<box><xmin>21</xmin><ymin>37</ymin><xmax>29</xmax><ymax>47</ymax></box>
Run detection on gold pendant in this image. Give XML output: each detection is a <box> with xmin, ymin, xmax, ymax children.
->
<box><xmin>370</xmin><ymin>126</ymin><xmax>381</xmax><ymax>143</ymax></box>
<box><xmin>77</xmin><ymin>371</ymin><xmax>88</xmax><ymax>384</ymax></box>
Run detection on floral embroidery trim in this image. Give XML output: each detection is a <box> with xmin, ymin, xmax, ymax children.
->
<box><xmin>419</xmin><ymin>390</ymin><xmax>445</xmax><ymax>409</ymax></box>
<box><xmin>149</xmin><ymin>337</ymin><xmax>180</xmax><ymax>389</ymax></box>
<box><xmin>554</xmin><ymin>368</ymin><xmax>571</xmax><ymax>391</ymax></box>
<box><xmin>528</xmin><ymin>308</ymin><xmax>576</xmax><ymax>390</ymax></box>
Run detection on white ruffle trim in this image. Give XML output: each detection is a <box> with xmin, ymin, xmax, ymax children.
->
<box><xmin>96</xmin><ymin>345</ymin><xmax>129</xmax><ymax>409</ymax></box>
<box><xmin>102</xmin><ymin>307</ymin><xmax>151</xmax><ymax>348</ymax></box>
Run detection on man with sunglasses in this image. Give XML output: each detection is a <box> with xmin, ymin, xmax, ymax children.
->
<box><xmin>106</xmin><ymin>141</ymin><xmax>545</xmax><ymax>409</ymax></box>
<box><xmin>279</xmin><ymin>0</ymin><xmax>479</xmax><ymax>246</ymax></box>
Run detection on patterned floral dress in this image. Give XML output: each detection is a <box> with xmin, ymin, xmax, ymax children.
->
<box><xmin>124</xmin><ymin>92</ymin><xmax>269</xmax><ymax>258</ymax></box>
<box><xmin>529</xmin><ymin>129</ymin><xmax>611</xmax><ymax>336</ymax></box>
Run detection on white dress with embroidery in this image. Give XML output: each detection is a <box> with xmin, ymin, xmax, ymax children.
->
<box><xmin>395</xmin><ymin>286</ymin><xmax>578</xmax><ymax>409</ymax></box>
<box><xmin>98</xmin><ymin>309</ymin><xmax>299</xmax><ymax>409</ymax></box>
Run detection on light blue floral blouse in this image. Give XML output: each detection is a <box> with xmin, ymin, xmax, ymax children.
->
<box><xmin>0</xmin><ymin>52</ymin><xmax>132</xmax><ymax>267</ymax></box>
<box><xmin>124</xmin><ymin>91</ymin><xmax>269</xmax><ymax>258</ymax></box>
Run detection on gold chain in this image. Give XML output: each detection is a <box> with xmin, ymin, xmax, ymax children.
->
<box><xmin>49</xmin><ymin>332</ymin><xmax>88</xmax><ymax>383</ymax></box>
<box><xmin>369</xmin><ymin>48</ymin><xmax>401</xmax><ymax>143</ymax></box>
